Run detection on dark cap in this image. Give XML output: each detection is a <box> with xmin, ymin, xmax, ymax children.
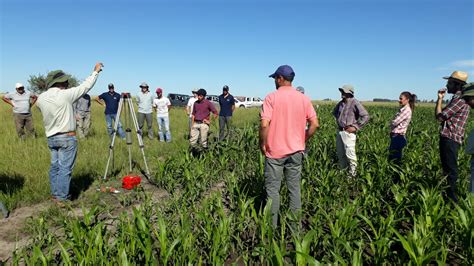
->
<box><xmin>108</xmin><ymin>83</ymin><xmax>114</xmax><ymax>88</ymax></box>
<box><xmin>223</xmin><ymin>85</ymin><xmax>229</xmax><ymax>91</ymax></box>
<box><xmin>269</xmin><ymin>65</ymin><xmax>295</xmax><ymax>79</ymax></box>
<box><xmin>197</xmin><ymin>88</ymin><xmax>207</xmax><ymax>96</ymax></box>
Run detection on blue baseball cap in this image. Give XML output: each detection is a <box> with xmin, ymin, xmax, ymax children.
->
<box><xmin>269</xmin><ymin>65</ymin><xmax>295</xmax><ymax>79</ymax></box>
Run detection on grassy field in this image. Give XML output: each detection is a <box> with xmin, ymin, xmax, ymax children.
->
<box><xmin>0</xmin><ymin>100</ymin><xmax>473</xmax><ymax>264</ymax></box>
<box><xmin>0</xmin><ymin>101</ymin><xmax>260</xmax><ymax>210</ymax></box>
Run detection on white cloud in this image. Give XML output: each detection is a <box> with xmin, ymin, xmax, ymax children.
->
<box><xmin>451</xmin><ymin>60</ymin><xmax>474</xmax><ymax>68</ymax></box>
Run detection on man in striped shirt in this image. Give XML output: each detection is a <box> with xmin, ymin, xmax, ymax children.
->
<box><xmin>333</xmin><ymin>84</ymin><xmax>369</xmax><ymax>178</ymax></box>
<box><xmin>435</xmin><ymin>71</ymin><xmax>469</xmax><ymax>202</ymax></box>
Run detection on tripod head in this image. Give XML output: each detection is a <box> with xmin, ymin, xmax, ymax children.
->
<box><xmin>121</xmin><ymin>92</ymin><xmax>131</xmax><ymax>98</ymax></box>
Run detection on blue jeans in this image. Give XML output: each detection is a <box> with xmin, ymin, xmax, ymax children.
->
<box><xmin>388</xmin><ymin>134</ymin><xmax>407</xmax><ymax>163</ymax></box>
<box><xmin>157</xmin><ymin>116</ymin><xmax>171</xmax><ymax>142</ymax></box>
<box><xmin>47</xmin><ymin>135</ymin><xmax>78</xmax><ymax>201</ymax></box>
<box><xmin>105</xmin><ymin>113</ymin><xmax>125</xmax><ymax>138</ymax></box>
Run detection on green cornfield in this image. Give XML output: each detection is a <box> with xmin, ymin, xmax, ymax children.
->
<box><xmin>1</xmin><ymin>101</ymin><xmax>473</xmax><ymax>265</ymax></box>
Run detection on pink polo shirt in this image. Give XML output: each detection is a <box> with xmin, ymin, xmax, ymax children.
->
<box><xmin>261</xmin><ymin>86</ymin><xmax>316</xmax><ymax>159</ymax></box>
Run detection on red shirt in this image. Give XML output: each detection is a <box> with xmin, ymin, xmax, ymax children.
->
<box><xmin>192</xmin><ymin>99</ymin><xmax>218</xmax><ymax>121</ymax></box>
<box><xmin>261</xmin><ymin>86</ymin><xmax>317</xmax><ymax>159</ymax></box>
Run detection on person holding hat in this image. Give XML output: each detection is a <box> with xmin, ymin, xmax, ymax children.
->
<box><xmin>153</xmin><ymin>87</ymin><xmax>172</xmax><ymax>142</ymax></box>
<box><xmin>435</xmin><ymin>71</ymin><xmax>469</xmax><ymax>202</ymax></box>
<box><xmin>2</xmin><ymin>82</ymin><xmax>37</xmax><ymax>139</ymax></box>
<box><xmin>190</xmin><ymin>88</ymin><xmax>218</xmax><ymax>150</ymax></box>
<box><xmin>36</xmin><ymin>62</ymin><xmax>103</xmax><ymax>204</ymax></box>
<box><xmin>186</xmin><ymin>89</ymin><xmax>199</xmax><ymax>133</ymax></box>
<box><xmin>333</xmin><ymin>84</ymin><xmax>369</xmax><ymax>178</ymax></box>
<box><xmin>462</xmin><ymin>82</ymin><xmax>474</xmax><ymax>194</ymax></box>
<box><xmin>96</xmin><ymin>83</ymin><xmax>126</xmax><ymax>139</ymax></box>
<box><xmin>73</xmin><ymin>93</ymin><xmax>91</xmax><ymax>138</ymax></box>
<box><xmin>260</xmin><ymin>65</ymin><xmax>319</xmax><ymax>227</ymax></box>
<box><xmin>218</xmin><ymin>85</ymin><xmax>235</xmax><ymax>141</ymax></box>
<box><xmin>136</xmin><ymin>82</ymin><xmax>154</xmax><ymax>139</ymax></box>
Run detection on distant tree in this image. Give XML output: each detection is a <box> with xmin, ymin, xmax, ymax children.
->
<box><xmin>373</xmin><ymin>98</ymin><xmax>392</xmax><ymax>102</ymax></box>
<box><xmin>28</xmin><ymin>71</ymin><xmax>79</xmax><ymax>94</ymax></box>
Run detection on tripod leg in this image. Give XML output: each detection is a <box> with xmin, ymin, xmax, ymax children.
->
<box><xmin>103</xmin><ymin>97</ymin><xmax>124</xmax><ymax>180</ymax></box>
<box><xmin>127</xmin><ymin>98</ymin><xmax>151</xmax><ymax>177</ymax></box>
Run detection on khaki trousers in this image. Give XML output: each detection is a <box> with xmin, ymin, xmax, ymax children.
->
<box><xmin>336</xmin><ymin>130</ymin><xmax>357</xmax><ymax>177</ymax></box>
<box><xmin>14</xmin><ymin>113</ymin><xmax>35</xmax><ymax>139</ymax></box>
<box><xmin>76</xmin><ymin>112</ymin><xmax>91</xmax><ymax>138</ymax></box>
<box><xmin>190</xmin><ymin>123</ymin><xmax>210</xmax><ymax>148</ymax></box>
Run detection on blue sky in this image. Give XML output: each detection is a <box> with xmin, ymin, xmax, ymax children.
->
<box><xmin>1</xmin><ymin>0</ymin><xmax>473</xmax><ymax>101</ymax></box>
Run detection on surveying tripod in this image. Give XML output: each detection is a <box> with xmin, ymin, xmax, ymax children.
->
<box><xmin>103</xmin><ymin>93</ymin><xmax>151</xmax><ymax>180</ymax></box>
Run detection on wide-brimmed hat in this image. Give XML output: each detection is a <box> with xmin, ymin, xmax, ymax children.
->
<box><xmin>15</xmin><ymin>83</ymin><xmax>24</xmax><ymax>89</ymax></box>
<box><xmin>140</xmin><ymin>82</ymin><xmax>149</xmax><ymax>88</ymax></box>
<box><xmin>443</xmin><ymin>71</ymin><xmax>468</xmax><ymax>83</ymax></box>
<box><xmin>339</xmin><ymin>84</ymin><xmax>354</xmax><ymax>95</ymax></box>
<box><xmin>462</xmin><ymin>82</ymin><xmax>474</xmax><ymax>97</ymax></box>
<box><xmin>47</xmin><ymin>70</ymin><xmax>71</xmax><ymax>88</ymax></box>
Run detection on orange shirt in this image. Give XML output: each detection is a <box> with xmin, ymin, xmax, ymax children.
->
<box><xmin>261</xmin><ymin>86</ymin><xmax>316</xmax><ymax>159</ymax></box>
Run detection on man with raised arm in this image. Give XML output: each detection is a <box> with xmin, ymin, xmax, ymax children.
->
<box><xmin>36</xmin><ymin>62</ymin><xmax>103</xmax><ymax>205</ymax></box>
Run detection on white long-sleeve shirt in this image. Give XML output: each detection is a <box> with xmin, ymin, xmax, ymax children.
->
<box><xmin>37</xmin><ymin>71</ymin><xmax>99</xmax><ymax>137</ymax></box>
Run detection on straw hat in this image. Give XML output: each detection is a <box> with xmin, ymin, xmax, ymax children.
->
<box><xmin>443</xmin><ymin>71</ymin><xmax>468</xmax><ymax>83</ymax></box>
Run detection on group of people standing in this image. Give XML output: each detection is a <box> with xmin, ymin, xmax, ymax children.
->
<box><xmin>186</xmin><ymin>86</ymin><xmax>237</xmax><ymax>152</ymax></box>
<box><xmin>260</xmin><ymin>65</ymin><xmax>473</xmax><ymax>227</ymax></box>
<box><xmin>2</xmin><ymin>62</ymin><xmax>239</xmax><ymax>204</ymax></box>
<box><xmin>3</xmin><ymin>62</ymin><xmax>473</xmax><ymax>216</ymax></box>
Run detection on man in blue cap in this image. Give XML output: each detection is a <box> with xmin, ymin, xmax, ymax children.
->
<box><xmin>260</xmin><ymin>65</ymin><xmax>319</xmax><ymax>227</ymax></box>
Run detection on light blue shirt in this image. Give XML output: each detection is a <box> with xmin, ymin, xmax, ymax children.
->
<box><xmin>136</xmin><ymin>91</ymin><xmax>154</xmax><ymax>114</ymax></box>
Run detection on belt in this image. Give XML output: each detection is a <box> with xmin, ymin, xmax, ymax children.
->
<box><xmin>390</xmin><ymin>133</ymin><xmax>405</xmax><ymax>137</ymax></box>
<box><xmin>194</xmin><ymin>120</ymin><xmax>203</xmax><ymax>124</ymax></box>
<box><xmin>51</xmin><ymin>131</ymin><xmax>76</xmax><ymax>137</ymax></box>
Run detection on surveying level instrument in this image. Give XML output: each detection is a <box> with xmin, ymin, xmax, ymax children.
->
<box><xmin>103</xmin><ymin>92</ymin><xmax>151</xmax><ymax>180</ymax></box>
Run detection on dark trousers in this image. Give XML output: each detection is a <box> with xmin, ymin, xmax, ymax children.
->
<box><xmin>388</xmin><ymin>134</ymin><xmax>407</xmax><ymax>163</ymax></box>
<box><xmin>219</xmin><ymin>116</ymin><xmax>232</xmax><ymax>141</ymax></box>
<box><xmin>439</xmin><ymin>136</ymin><xmax>460</xmax><ymax>202</ymax></box>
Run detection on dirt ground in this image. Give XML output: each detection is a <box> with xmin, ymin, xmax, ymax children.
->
<box><xmin>0</xmin><ymin>177</ymin><xmax>169</xmax><ymax>263</ymax></box>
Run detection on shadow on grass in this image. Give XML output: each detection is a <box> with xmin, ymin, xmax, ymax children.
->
<box><xmin>70</xmin><ymin>173</ymin><xmax>96</xmax><ymax>200</ymax></box>
<box><xmin>0</xmin><ymin>173</ymin><xmax>25</xmax><ymax>194</ymax></box>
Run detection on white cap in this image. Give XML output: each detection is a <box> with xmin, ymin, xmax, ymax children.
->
<box><xmin>15</xmin><ymin>83</ymin><xmax>24</xmax><ymax>89</ymax></box>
